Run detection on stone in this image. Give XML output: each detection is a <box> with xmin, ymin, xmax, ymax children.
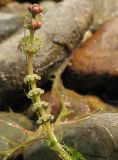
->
<box><xmin>0</xmin><ymin>112</ymin><xmax>33</xmax><ymax>159</ymax></box>
<box><xmin>68</xmin><ymin>16</ymin><xmax>118</xmax><ymax>102</ymax></box>
<box><xmin>70</xmin><ymin>16</ymin><xmax>118</xmax><ymax>77</ymax></box>
<box><xmin>91</xmin><ymin>0</ymin><xmax>118</xmax><ymax>30</ymax></box>
<box><xmin>24</xmin><ymin>113</ymin><xmax>118</xmax><ymax>160</ymax></box>
<box><xmin>0</xmin><ymin>13</ymin><xmax>21</xmax><ymax>42</ymax></box>
<box><xmin>0</xmin><ymin>112</ymin><xmax>33</xmax><ymax>130</ymax></box>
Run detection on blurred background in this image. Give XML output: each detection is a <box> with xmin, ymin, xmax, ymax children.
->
<box><xmin>0</xmin><ymin>0</ymin><xmax>61</xmax><ymax>17</ymax></box>
<box><xmin>0</xmin><ymin>0</ymin><xmax>61</xmax><ymax>5</ymax></box>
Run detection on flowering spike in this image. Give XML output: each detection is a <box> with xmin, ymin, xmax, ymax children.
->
<box><xmin>28</xmin><ymin>4</ymin><xmax>43</xmax><ymax>15</ymax></box>
<box><xmin>21</xmin><ymin>4</ymin><xmax>76</xmax><ymax>160</ymax></box>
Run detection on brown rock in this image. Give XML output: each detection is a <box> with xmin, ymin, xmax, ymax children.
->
<box><xmin>70</xmin><ymin>16</ymin><xmax>118</xmax><ymax>76</ymax></box>
<box><xmin>67</xmin><ymin>16</ymin><xmax>118</xmax><ymax>102</ymax></box>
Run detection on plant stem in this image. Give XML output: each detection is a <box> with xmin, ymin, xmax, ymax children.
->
<box><xmin>27</xmin><ymin>29</ymin><xmax>72</xmax><ymax>160</ymax></box>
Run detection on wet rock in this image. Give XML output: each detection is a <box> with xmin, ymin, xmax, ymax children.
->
<box><xmin>0</xmin><ymin>13</ymin><xmax>21</xmax><ymax>42</ymax></box>
<box><xmin>67</xmin><ymin>16</ymin><xmax>118</xmax><ymax>102</ymax></box>
<box><xmin>0</xmin><ymin>112</ymin><xmax>33</xmax><ymax>159</ymax></box>
<box><xmin>0</xmin><ymin>112</ymin><xmax>33</xmax><ymax>130</ymax></box>
<box><xmin>70</xmin><ymin>16</ymin><xmax>118</xmax><ymax>77</ymax></box>
<box><xmin>0</xmin><ymin>0</ymin><xmax>93</xmax><ymax>109</ymax></box>
<box><xmin>24</xmin><ymin>113</ymin><xmax>118</xmax><ymax>160</ymax></box>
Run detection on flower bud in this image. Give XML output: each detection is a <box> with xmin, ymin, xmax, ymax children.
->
<box><xmin>27</xmin><ymin>19</ymin><xmax>42</xmax><ymax>30</ymax></box>
<box><xmin>33</xmin><ymin>21</ymin><xmax>42</xmax><ymax>29</ymax></box>
<box><xmin>28</xmin><ymin>4</ymin><xmax>43</xmax><ymax>15</ymax></box>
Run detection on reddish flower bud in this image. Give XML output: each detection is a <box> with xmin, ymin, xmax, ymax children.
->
<box><xmin>34</xmin><ymin>21</ymin><xmax>42</xmax><ymax>29</ymax></box>
<box><xmin>28</xmin><ymin>4</ymin><xmax>43</xmax><ymax>15</ymax></box>
<box><xmin>27</xmin><ymin>19</ymin><xmax>42</xmax><ymax>30</ymax></box>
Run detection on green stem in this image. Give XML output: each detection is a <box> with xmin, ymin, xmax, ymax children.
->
<box><xmin>27</xmin><ymin>30</ymin><xmax>72</xmax><ymax>160</ymax></box>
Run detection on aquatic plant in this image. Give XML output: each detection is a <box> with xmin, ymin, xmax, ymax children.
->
<box><xmin>21</xmin><ymin>4</ymin><xmax>86</xmax><ymax>160</ymax></box>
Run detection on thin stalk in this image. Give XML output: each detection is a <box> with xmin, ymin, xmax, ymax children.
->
<box><xmin>27</xmin><ymin>29</ymin><xmax>73</xmax><ymax>160</ymax></box>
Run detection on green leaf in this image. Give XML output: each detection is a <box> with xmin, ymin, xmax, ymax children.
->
<box><xmin>64</xmin><ymin>146</ymin><xmax>86</xmax><ymax>160</ymax></box>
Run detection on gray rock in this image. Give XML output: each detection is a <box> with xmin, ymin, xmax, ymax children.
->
<box><xmin>0</xmin><ymin>112</ymin><xmax>33</xmax><ymax>130</ymax></box>
<box><xmin>91</xmin><ymin>0</ymin><xmax>118</xmax><ymax>30</ymax></box>
<box><xmin>24</xmin><ymin>113</ymin><xmax>118</xmax><ymax>160</ymax></box>
<box><xmin>0</xmin><ymin>112</ymin><xmax>33</xmax><ymax>158</ymax></box>
<box><xmin>0</xmin><ymin>13</ymin><xmax>21</xmax><ymax>42</ymax></box>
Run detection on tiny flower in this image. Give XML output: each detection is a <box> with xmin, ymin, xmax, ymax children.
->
<box><xmin>27</xmin><ymin>19</ymin><xmax>42</xmax><ymax>30</ymax></box>
<box><xmin>28</xmin><ymin>4</ymin><xmax>43</xmax><ymax>15</ymax></box>
<box><xmin>34</xmin><ymin>21</ymin><xmax>42</xmax><ymax>29</ymax></box>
